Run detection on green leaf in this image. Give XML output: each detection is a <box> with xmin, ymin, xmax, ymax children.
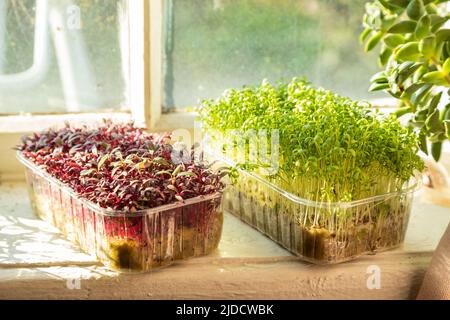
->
<box><xmin>387</xmin><ymin>90</ymin><xmax>402</xmax><ymax>99</ymax></box>
<box><xmin>435</xmin><ymin>41</ymin><xmax>446</xmax><ymax>60</ymax></box>
<box><xmin>379</xmin><ymin>46</ymin><xmax>393</xmax><ymax>66</ymax></box>
<box><xmin>422</xmin><ymin>71</ymin><xmax>447</xmax><ymax>85</ymax></box>
<box><xmin>444</xmin><ymin>42</ymin><xmax>450</xmax><ymax>60</ymax></box>
<box><xmin>431</xmin><ymin>16</ymin><xmax>449</xmax><ymax>33</ymax></box>
<box><xmin>381</xmin><ymin>16</ymin><xmax>397</xmax><ymax>31</ymax></box>
<box><xmin>388</xmin><ymin>0</ymin><xmax>410</xmax><ymax>8</ymax></box>
<box><xmin>401</xmin><ymin>83</ymin><xmax>425</xmax><ymax>99</ymax></box>
<box><xmin>431</xmin><ymin>141</ymin><xmax>442</xmax><ymax>161</ymax></box>
<box><xmin>379</xmin><ymin>0</ymin><xmax>401</xmax><ymax>11</ymax></box>
<box><xmin>365</xmin><ymin>31</ymin><xmax>383</xmax><ymax>52</ymax></box>
<box><xmin>410</xmin><ymin>118</ymin><xmax>425</xmax><ymax>128</ymax></box>
<box><xmin>443</xmin><ymin>57</ymin><xmax>450</xmax><ymax>74</ymax></box>
<box><xmin>384</xmin><ymin>34</ymin><xmax>405</xmax><ymax>49</ymax></box>
<box><xmin>398</xmin><ymin>61</ymin><xmax>416</xmax><ymax>73</ymax></box>
<box><xmin>388</xmin><ymin>20</ymin><xmax>417</xmax><ymax>33</ymax></box>
<box><xmin>425</xmin><ymin>3</ymin><xmax>438</xmax><ymax>14</ymax></box>
<box><xmin>360</xmin><ymin>27</ymin><xmax>372</xmax><ymax>44</ymax></box>
<box><xmin>97</xmin><ymin>154</ymin><xmax>110</xmax><ymax>170</ymax></box>
<box><xmin>414</xmin><ymin>108</ymin><xmax>429</xmax><ymax>122</ymax></box>
<box><xmin>394</xmin><ymin>42</ymin><xmax>421</xmax><ymax>61</ymax></box>
<box><xmin>411</xmin><ymin>83</ymin><xmax>432</xmax><ymax>104</ymax></box>
<box><xmin>152</xmin><ymin>157</ymin><xmax>171</xmax><ymax>167</ymax></box>
<box><xmin>370</xmin><ymin>71</ymin><xmax>388</xmax><ymax>83</ymax></box>
<box><xmin>397</xmin><ymin>63</ymin><xmax>422</xmax><ymax>84</ymax></box>
<box><xmin>428</xmin><ymin>92</ymin><xmax>443</xmax><ymax>112</ymax></box>
<box><xmin>369</xmin><ymin>82</ymin><xmax>390</xmax><ymax>92</ymax></box>
<box><xmin>419</xmin><ymin>35</ymin><xmax>436</xmax><ymax>58</ymax></box>
<box><xmin>418</xmin><ymin>128</ymin><xmax>428</xmax><ymax>155</ymax></box>
<box><xmin>172</xmin><ymin>164</ymin><xmax>183</xmax><ymax>177</ymax></box>
<box><xmin>413</xmin><ymin>65</ymin><xmax>427</xmax><ymax>82</ymax></box>
<box><xmin>415</xmin><ymin>15</ymin><xmax>431</xmax><ymax>39</ymax></box>
<box><xmin>443</xmin><ymin>103</ymin><xmax>450</xmax><ymax>121</ymax></box>
<box><xmin>407</xmin><ymin>0</ymin><xmax>425</xmax><ymax>21</ymax></box>
<box><xmin>425</xmin><ymin>109</ymin><xmax>443</xmax><ymax>133</ymax></box>
<box><xmin>429</xmin><ymin>132</ymin><xmax>446</xmax><ymax>143</ymax></box>
<box><xmin>436</xmin><ymin>29</ymin><xmax>450</xmax><ymax>43</ymax></box>
<box><xmin>393</xmin><ymin>106</ymin><xmax>413</xmax><ymax>118</ymax></box>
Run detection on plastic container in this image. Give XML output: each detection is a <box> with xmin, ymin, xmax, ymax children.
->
<box><xmin>17</xmin><ymin>152</ymin><xmax>223</xmax><ymax>272</ymax></box>
<box><xmin>202</xmin><ymin>136</ymin><xmax>420</xmax><ymax>264</ymax></box>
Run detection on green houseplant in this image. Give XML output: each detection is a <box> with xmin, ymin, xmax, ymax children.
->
<box><xmin>360</xmin><ymin>0</ymin><xmax>450</xmax><ymax>161</ymax></box>
<box><xmin>199</xmin><ymin>78</ymin><xmax>424</xmax><ymax>263</ymax></box>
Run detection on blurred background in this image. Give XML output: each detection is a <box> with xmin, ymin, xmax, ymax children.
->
<box><xmin>0</xmin><ymin>0</ymin><xmax>385</xmax><ymax>114</ymax></box>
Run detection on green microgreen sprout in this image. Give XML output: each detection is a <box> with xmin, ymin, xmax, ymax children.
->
<box><xmin>199</xmin><ymin>77</ymin><xmax>424</xmax><ymax>202</ymax></box>
<box><xmin>198</xmin><ymin>78</ymin><xmax>424</xmax><ymax>262</ymax></box>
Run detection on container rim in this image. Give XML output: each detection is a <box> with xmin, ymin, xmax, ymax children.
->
<box><xmin>16</xmin><ymin>151</ymin><xmax>222</xmax><ymax>217</ymax></box>
<box><xmin>202</xmin><ymin>139</ymin><xmax>422</xmax><ymax>209</ymax></box>
<box><xmin>239</xmin><ymin>168</ymin><xmax>421</xmax><ymax>209</ymax></box>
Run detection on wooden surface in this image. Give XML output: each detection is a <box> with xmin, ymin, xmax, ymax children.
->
<box><xmin>0</xmin><ymin>182</ymin><xmax>449</xmax><ymax>300</ymax></box>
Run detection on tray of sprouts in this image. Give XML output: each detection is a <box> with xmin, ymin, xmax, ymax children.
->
<box><xmin>199</xmin><ymin>78</ymin><xmax>424</xmax><ymax>264</ymax></box>
<box><xmin>17</xmin><ymin>121</ymin><xmax>225</xmax><ymax>272</ymax></box>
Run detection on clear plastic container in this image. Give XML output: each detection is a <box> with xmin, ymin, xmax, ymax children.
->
<box><xmin>17</xmin><ymin>152</ymin><xmax>223</xmax><ymax>272</ymax></box>
<box><xmin>202</xmin><ymin>136</ymin><xmax>420</xmax><ymax>264</ymax></box>
<box><xmin>223</xmin><ymin>170</ymin><xmax>419</xmax><ymax>264</ymax></box>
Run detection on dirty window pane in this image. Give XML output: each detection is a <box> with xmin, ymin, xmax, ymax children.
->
<box><xmin>162</xmin><ymin>0</ymin><xmax>384</xmax><ymax>111</ymax></box>
<box><xmin>0</xmin><ymin>0</ymin><xmax>127</xmax><ymax>114</ymax></box>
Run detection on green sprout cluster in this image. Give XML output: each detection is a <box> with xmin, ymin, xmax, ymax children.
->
<box><xmin>199</xmin><ymin>78</ymin><xmax>424</xmax><ymax>203</ymax></box>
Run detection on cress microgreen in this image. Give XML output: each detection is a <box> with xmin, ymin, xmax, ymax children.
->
<box><xmin>198</xmin><ymin>78</ymin><xmax>424</xmax><ymax>202</ymax></box>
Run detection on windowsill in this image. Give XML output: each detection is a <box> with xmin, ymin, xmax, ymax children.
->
<box><xmin>0</xmin><ymin>113</ymin><xmax>133</xmax><ymax>133</ymax></box>
<box><xmin>0</xmin><ymin>181</ymin><xmax>449</xmax><ymax>299</ymax></box>
<box><xmin>154</xmin><ymin>111</ymin><xmax>198</xmax><ymax>132</ymax></box>
<box><xmin>0</xmin><ymin>109</ymin><xmax>448</xmax><ymax>299</ymax></box>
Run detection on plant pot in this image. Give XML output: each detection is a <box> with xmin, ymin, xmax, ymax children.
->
<box><xmin>421</xmin><ymin>152</ymin><xmax>450</xmax><ymax>208</ymax></box>
<box><xmin>224</xmin><ymin>169</ymin><xmax>418</xmax><ymax>264</ymax></box>
<box><xmin>18</xmin><ymin>152</ymin><xmax>224</xmax><ymax>272</ymax></box>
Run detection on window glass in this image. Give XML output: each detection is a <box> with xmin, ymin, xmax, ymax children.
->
<box><xmin>0</xmin><ymin>0</ymin><xmax>127</xmax><ymax>114</ymax></box>
<box><xmin>163</xmin><ymin>0</ymin><xmax>385</xmax><ymax>111</ymax></box>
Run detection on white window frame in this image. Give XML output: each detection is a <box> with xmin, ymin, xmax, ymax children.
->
<box><xmin>127</xmin><ymin>0</ymin><xmax>197</xmax><ymax>131</ymax></box>
<box><xmin>0</xmin><ymin>0</ymin><xmax>195</xmax><ymax>181</ymax></box>
<box><xmin>0</xmin><ymin>0</ymin><xmax>194</xmax><ymax>132</ymax></box>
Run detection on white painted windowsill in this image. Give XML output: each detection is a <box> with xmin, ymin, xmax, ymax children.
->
<box><xmin>0</xmin><ymin>181</ymin><xmax>449</xmax><ymax>300</ymax></box>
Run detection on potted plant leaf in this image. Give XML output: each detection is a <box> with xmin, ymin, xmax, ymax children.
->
<box><xmin>360</xmin><ymin>0</ymin><xmax>450</xmax><ymax>203</ymax></box>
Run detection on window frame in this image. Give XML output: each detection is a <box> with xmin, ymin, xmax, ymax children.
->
<box><xmin>128</xmin><ymin>0</ymin><xmax>196</xmax><ymax>131</ymax></box>
<box><xmin>0</xmin><ymin>0</ymin><xmax>196</xmax><ymax>181</ymax></box>
<box><xmin>0</xmin><ymin>0</ymin><xmax>193</xmax><ymax>132</ymax></box>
